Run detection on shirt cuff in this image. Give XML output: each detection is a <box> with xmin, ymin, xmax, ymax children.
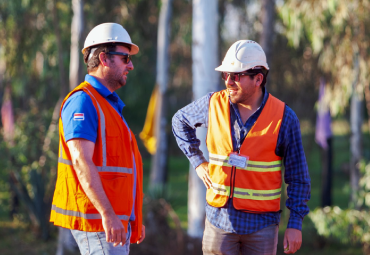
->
<box><xmin>64</xmin><ymin>132</ymin><xmax>97</xmax><ymax>143</ymax></box>
<box><xmin>287</xmin><ymin>214</ymin><xmax>303</xmax><ymax>231</ymax></box>
<box><xmin>189</xmin><ymin>155</ymin><xmax>208</xmax><ymax>169</ymax></box>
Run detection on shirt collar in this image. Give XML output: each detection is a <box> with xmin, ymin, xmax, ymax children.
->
<box><xmin>85</xmin><ymin>74</ymin><xmax>126</xmax><ymax>108</ymax></box>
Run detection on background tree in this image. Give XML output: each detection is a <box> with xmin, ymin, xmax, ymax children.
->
<box><xmin>188</xmin><ymin>0</ymin><xmax>219</xmax><ymax>239</ymax></box>
<box><xmin>259</xmin><ymin>0</ymin><xmax>276</xmax><ymax>66</ymax></box>
<box><xmin>56</xmin><ymin>0</ymin><xmax>85</xmax><ymax>253</ymax></box>
<box><xmin>69</xmin><ymin>0</ymin><xmax>84</xmax><ymax>91</ymax></box>
<box><xmin>0</xmin><ymin>0</ymin><xmax>72</xmax><ymax>240</ymax></box>
<box><xmin>279</xmin><ymin>0</ymin><xmax>370</xmax><ymax>207</ymax></box>
<box><xmin>149</xmin><ymin>0</ymin><xmax>173</xmax><ymax>194</ymax></box>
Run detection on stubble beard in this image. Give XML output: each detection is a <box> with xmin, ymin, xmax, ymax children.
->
<box><xmin>106</xmin><ymin>76</ymin><xmax>125</xmax><ymax>92</ymax></box>
<box><xmin>229</xmin><ymin>95</ymin><xmax>239</xmax><ymax>104</ymax></box>
<box><xmin>229</xmin><ymin>89</ymin><xmax>254</xmax><ymax>105</ymax></box>
<box><xmin>105</xmin><ymin>61</ymin><xmax>127</xmax><ymax>91</ymax></box>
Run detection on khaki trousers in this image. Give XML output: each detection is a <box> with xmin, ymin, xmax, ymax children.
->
<box><xmin>202</xmin><ymin>218</ymin><xmax>279</xmax><ymax>255</ymax></box>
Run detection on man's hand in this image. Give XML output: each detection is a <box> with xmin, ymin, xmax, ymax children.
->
<box><xmin>137</xmin><ymin>225</ymin><xmax>146</xmax><ymax>244</ymax></box>
<box><xmin>195</xmin><ymin>162</ymin><xmax>212</xmax><ymax>189</ymax></box>
<box><xmin>102</xmin><ymin>213</ymin><xmax>126</xmax><ymax>247</ymax></box>
<box><xmin>283</xmin><ymin>228</ymin><xmax>302</xmax><ymax>254</ymax></box>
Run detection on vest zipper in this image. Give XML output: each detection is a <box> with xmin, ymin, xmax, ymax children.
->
<box><xmin>229</xmin><ymin>149</ymin><xmax>239</xmax><ymax>199</ymax></box>
<box><xmin>229</xmin><ymin>165</ymin><xmax>236</xmax><ymax>198</ymax></box>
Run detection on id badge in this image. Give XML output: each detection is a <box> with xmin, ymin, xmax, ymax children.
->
<box><xmin>228</xmin><ymin>153</ymin><xmax>248</xmax><ymax>168</ymax></box>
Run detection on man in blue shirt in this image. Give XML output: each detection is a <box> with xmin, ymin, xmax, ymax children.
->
<box><xmin>172</xmin><ymin>40</ymin><xmax>311</xmax><ymax>254</ymax></box>
<box><xmin>52</xmin><ymin>23</ymin><xmax>145</xmax><ymax>255</ymax></box>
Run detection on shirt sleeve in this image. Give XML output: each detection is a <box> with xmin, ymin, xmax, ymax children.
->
<box><xmin>172</xmin><ymin>93</ymin><xmax>213</xmax><ymax>169</ymax></box>
<box><xmin>61</xmin><ymin>91</ymin><xmax>99</xmax><ymax>143</ymax></box>
<box><xmin>276</xmin><ymin>105</ymin><xmax>311</xmax><ymax>231</ymax></box>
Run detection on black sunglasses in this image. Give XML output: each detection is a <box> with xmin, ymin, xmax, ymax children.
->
<box><xmin>221</xmin><ymin>71</ymin><xmax>257</xmax><ymax>82</ymax></box>
<box><xmin>106</xmin><ymin>52</ymin><xmax>131</xmax><ymax>64</ymax></box>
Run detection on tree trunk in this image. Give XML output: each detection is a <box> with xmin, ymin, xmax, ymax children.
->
<box><xmin>189</xmin><ymin>0</ymin><xmax>219</xmax><ymax>239</ymax></box>
<box><xmin>188</xmin><ymin>130</ymin><xmax>207</xmax><ymax>239</ymax></box>
<box><xmin>315</xmin><ymin>78</ymin><xmax>333</xmax><ymax>207</ymax></box>
<box><xmin>320</xmin><ymin>137</ymin><xmax>332</xmax><ymax>207</ymax></box>
<box><xmin>149</xmin><ymin>0</ymin><xmax>173</xmax><ymax>194</ymax></box>
<box><xmin>69</xmin><ymin>0</ymin><xmax>84</xmax><ymax>91</ymax></box>
<box><xmin>350</xmin><ymin>54</ymin><xmax>363</xmax><ymax>208</ymax></box>
<box><xmin>364</xmin><ymin>85</ymin><xmax>370</xmax><ymax>132</ymax></box>
<box><xmin>54</xmin><ymin>0</ymin><xmax>81</xmax><ymax>251</ymax></box>
<box><xmin>52</xmin><ymin>0</ymin><xmax>68</xmax><ymax>97</ymax></box>
<box><xmin>259</xmin><ymin>0</ymin><xmax>276</xmax><ymax>63</ymax></box>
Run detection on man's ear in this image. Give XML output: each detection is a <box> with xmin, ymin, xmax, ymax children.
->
<box><xmin>255</xmin><ymin>73</ymin><xmax>263</xmax><ymax>87</ymax></box>
<box><xmin>99</xmin><ymin>52</ymin><xmax>108</xmax><ymax>67</ymax></box>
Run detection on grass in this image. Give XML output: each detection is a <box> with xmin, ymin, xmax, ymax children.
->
<box><xmin>278</xmin><ymin>131</ymin><xmax>370</xmax><ymax>255</ymax></box>
<box><xmin>0</xmin><ymin>219</ymin><xmax>58</xmax><ymax>255</ymax></box>
<box><xmin>142</xmin><ymin>156</ymin><xmax>189</xmax><ymax>228</ymax></box>
<box><xmin>1</xmin><ymin>126</ymin><xmax>369</xmax><ymax>254</ymax></box>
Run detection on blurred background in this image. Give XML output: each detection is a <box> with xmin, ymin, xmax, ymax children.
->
<box><xmin>1</xmin><ymin>0</ymin><xmax>370</xmax><ymax>254</ymax></box>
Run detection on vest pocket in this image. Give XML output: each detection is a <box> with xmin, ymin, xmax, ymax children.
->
<box><xmin>100</xmin><ymin>173</ymin><xmax>133</xmax><ymax>215</ymax></box>
<box><xmin>106</xmin><ymin>136</ymin><xmax>122</xmax><ymax>156</ymax></box>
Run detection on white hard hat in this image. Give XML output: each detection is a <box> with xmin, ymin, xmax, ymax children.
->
<box><xmin>82</xmin><ymin>23</ymin><xmax>139</xmax><ymax>55</ymax></box>
<box><xmin>215</xmin><ymin>40</ymin><xmax>269</xmax><ymax>73</ymax></box>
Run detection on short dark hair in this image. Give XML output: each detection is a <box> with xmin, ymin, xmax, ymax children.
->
<box><xmin>247</xmin><ymin>68</ymin><xmax>269</xmax><ymax>89</ymax></box>
<box><xmin>83</xmin><ymin>43</ymin><xmax>132</xmax><ymax>73</ymax></box>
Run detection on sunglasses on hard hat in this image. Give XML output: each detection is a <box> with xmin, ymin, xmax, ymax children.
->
<box><xmin>221</xmin><ymin>71</ymin><xmax>257</xmax><ymax>82</ymax></box>
<box><xmin>106</xmin><ymin>51</ymin><xmax>131</xmax><ymax>64</ymax></box>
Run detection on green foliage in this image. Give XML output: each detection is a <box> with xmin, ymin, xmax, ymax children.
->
<box><xmin>0</xmin><ymin>0</ymin><xmax>70</xmax><ymax>108</ymax></box>
<box><xmin>309</xmin><ymin>160</ymin><xmax>370</xmax><ymax>247</ymax></box>
<box><xmin>278</xmin><ymin>0</ymin><xmax>370</xmax><ymax>116</ymax></box>
<box><xmin>309</xmin><ymin>206</ymin><xmax>370</xmax><ymax>245</ymax></box>
<box><xmin>6</xmin><ymin>100</ymin><xmax>58</xmax><ymax>240</ymax></box>
<box><xmin>0</xmin><ymin>136</ymin><xmax>12</xmax><ymax>218</ymax></box>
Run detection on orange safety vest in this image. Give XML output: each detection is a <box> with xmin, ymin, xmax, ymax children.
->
<box><xmin>50</xmin><ymin>82</ymin><xmax>143</xmax><ymax>243</ymax></box>
<box><xmin>206</xmin><ymin>90</ymin><xmax>285</xmax><ymax>213</ymax></box>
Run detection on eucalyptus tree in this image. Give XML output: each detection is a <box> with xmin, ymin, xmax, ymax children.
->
<box><xmin>188</xmin><ymin>0</ymin><xmax>219</xmax><ymax>239</ymax></box>
<box><xmin>0</xmin><ymin>0</ymin><xmax>72</xmax><ymax>240</ymax></box>
<box><xmin>279</xmin><ymin>0</ymin><xmax>370</xmax><ymax>206</ymax></box>
<box><xmin>149</xmin><ymin>0</ymin><xmax>173</xmax><ymax>194</ymax></box>
<box><xmin>69</xmin><ymin>0</ymin><xmax>84</xmax><ymax>91</ymax></box>
<box><xmin>259</xmin><ymin>0</ymin><xmax>276</xmax><ymax>65</ymax></box>
<box><xmin>56</xmin><ymin>0</ymin><xmax>84</xmax><ymax>253</ymax></box>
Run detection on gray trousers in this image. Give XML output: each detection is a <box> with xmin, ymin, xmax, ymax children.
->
<box><xmin>202</xmin><ymin>218</ymin><xmax>279</xmax><ymax>255</ymax></box>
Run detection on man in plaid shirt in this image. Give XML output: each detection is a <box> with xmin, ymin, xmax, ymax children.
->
<box><xmin>172</xmin><ymin>40</ymin><xmax>311</xmax><ymax>255</ymax></box>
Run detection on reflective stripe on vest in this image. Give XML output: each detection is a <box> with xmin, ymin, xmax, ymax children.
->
<box><xmin>57</xmin><ymin>87</ymin><xmax>134</xmax><ymax>175</ymax></box>
<box><xmin>206</xmin><ymin>91</ymin><xmax>285</xmax><ymax>211</ymax></box>
<box><xmin>51</xmin><ymin>82</ymin><xmax>142</xmax><ymax>235</ymax></box>
<box><xmin>58</xmin><ymin>156</ymin><xmax>132</xmax><ymax>174</ymax></box>
<box><xmin>211</xmin><ymin>183</ymin><xmax>230</xmax><ymax>196</ymax></box>
<box><xmin>209</xmin><ymin>153</ymin><xmax>282</xmax><ymax>172</ymax></box>
<box><xmin>51</xmin><ymin>204</ymin><xmax>130</xmax><ymax>221</ymax></box>
<box><xmin>233</xmin><ymin>187</ymin><xmax>281</xmax><ymax>200</ymax></box>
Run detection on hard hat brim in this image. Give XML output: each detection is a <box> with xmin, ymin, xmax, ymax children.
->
<box><xmin>82</xmin><ymin>42</ymin><xmax>139</xmax><ymax>55</ymax></box>
<box><xmin>215</xmin><ymin>62</ymin><xmax>269</xmax><ymax>73</ymax></box>
<box><xmin>215</xmin><ymin>64</ymin><xmax>246</xmax><ymax>73</ymax></box>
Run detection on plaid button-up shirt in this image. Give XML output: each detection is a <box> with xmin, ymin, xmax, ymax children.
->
<box><xmin>172</xmin><ymin>89</ymin><xmax>311</xmax><ymax>234</ymax></box>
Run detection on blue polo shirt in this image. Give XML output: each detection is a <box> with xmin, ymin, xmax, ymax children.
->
<box><xmin>61</xmin><ymin>74</ymin><xmax>137</xmax><ymax>221</ymax></box>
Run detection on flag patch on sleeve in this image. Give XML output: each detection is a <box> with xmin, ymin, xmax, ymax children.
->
<box><xmin>73</xmin><ymin>113</ymin><xmax>84</xmax><ymax>121</ymax></box>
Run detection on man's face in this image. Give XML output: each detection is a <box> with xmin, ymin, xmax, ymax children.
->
<box><xmin>224</xmin><ymin>73</ymin><xmax>262</xmax><ymax>105</ymax></box>
<box><xmin>105</xmin><ymin>45</ymin><xmax>134</xmax><ymax>90</ymax></box>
